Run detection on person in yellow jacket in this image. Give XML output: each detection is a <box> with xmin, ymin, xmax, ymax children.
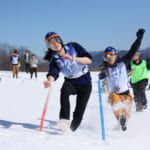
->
<box><xmin>128</xmin><ymin>50</ymin><xmax>149</xmax><ymax>111</ymax></box>
<box><xmin>29</xmin><ymin>54</ymin><xmax>38</xmax><ymax>79</ymax></box>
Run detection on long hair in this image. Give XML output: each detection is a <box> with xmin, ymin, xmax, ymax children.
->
<box><xmin>44</xmin><ymin>36</ymin><xmax>64</xmax><ymax>62</ymax></box>
<box><xmin>43</xmin><ymin>48</ymin><xmax>54</xmax><ymax>62</ymax></box>
<box><xmin>43</xmin><ymin>41</ymin><xmax>74</xmax><ymax>62</ymax></box>
<box><xmin>44</xmin><ymin>45</ymin><xmax>64</xmax><ymax>62</ymax></box>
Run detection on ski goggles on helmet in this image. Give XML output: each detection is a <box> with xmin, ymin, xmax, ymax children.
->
<box><xmin>46</xmin><ymin>37</ymin><xmax>62</xmax><ymax>49</ymax></box>
<box><xmin>104</xmin><ymin>53</ymin><xmax>117</xmax><ymax>58</ymax></box>
<box><xmin>104</xmin><ymin>53</ymin><xmax>117</xmax><ymax>62</ymax></box>
<box><xmin>134</xmin><ymin>51</ymin><xmax>140</xmax><ymax>56</ymax></box>
<box><xmin>134</xmin><ymin>54</ymin><xmax>140</xmax><ymax>56</ymax></box>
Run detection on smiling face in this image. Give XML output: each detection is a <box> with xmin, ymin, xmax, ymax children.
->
<box><xmin>132</xmin><ymin>54</ymin><xmax>140</xmax><ymax>61</ymax></box>
<box><xmin>46</xmin><ymin>37</ymin><xmax>62</xmax><ymax>52</ymax></box>
<box><xmin>105</xmin><ymin>54</ymin><xmax>117</xmax><ymax>65</ymax></box>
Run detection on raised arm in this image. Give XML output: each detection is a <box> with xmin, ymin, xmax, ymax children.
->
<box><xmin>122</xmin><ymin>29</ymin><xmax>145</xmax><ymax>66</ymax></box>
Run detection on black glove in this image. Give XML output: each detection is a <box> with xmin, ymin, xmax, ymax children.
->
<box><xmin>98</xmin><ymin>72</ymin><xmax>107</xmax><ymax>80</ymax></box>
<box><xmin>136</xmin><ymin>28</ymin><xmax>145</xmax><ymax>39</ymax></box>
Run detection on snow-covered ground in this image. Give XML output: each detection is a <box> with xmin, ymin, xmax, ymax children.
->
<box><xmin>0</xmin><ymin>71</ymin><xmax>150</xmax><ymax>150</ymax></box>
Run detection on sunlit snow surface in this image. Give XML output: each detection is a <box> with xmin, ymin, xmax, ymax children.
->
<box><xmin>0</xmin><ymin>71</ymin><xmax>150</xmax><ymax>150</ymax></box>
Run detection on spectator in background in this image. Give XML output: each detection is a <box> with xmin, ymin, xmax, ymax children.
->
<box><xmin>128</xmin><ymin>50</ymin><xmax>150</xmax><ymax>111</ymax></box>
<box><xmin>11</xmin><ymin>49</ymin><xmax>20</xmax><ymax>78</ymax></box>
<box><xmin>29</xmin><ymin>54</ymin><xmax>38</xmax><ymax>79</ymax></box>
<box><xmin>23</xmin><ymin>50</ymin><xmax>31</xmax><ymax>73</ymax></box>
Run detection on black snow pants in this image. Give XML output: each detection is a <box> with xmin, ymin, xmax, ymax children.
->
<box><xmin>25</xmin><ymin>63</ymin><xmax>30</xmax><ymax>73</ymax></box>
<box><xmin>59</xmin><ymin>80</ymin><xmax>92</xmax><ymax>131</ymax></box>
<box><xmin>131</xmin><ymin>79</ymin><xmax>148</xmax><ymax>106</ymax></box>
<box><xmin>30</xmin><ymin>67</ymin><xmax>37</xmax><ymax>79</ymax></box>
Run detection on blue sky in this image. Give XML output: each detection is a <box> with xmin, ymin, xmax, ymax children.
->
<box><xmin>0</xmin><ymin>0</ymin><xmax>150</xmax><ymax>57</ymax></box>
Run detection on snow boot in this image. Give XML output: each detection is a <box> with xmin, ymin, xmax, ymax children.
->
<box><xmin>136</xmin><ymin>102</ymin><xmax>143</xmax><ymax>112</ymax></box>
<box><xmin>70</xmin><ymin>119</ymin><xmax>81</xmax><ymax>132</ymax></box>
<box><xmin>119</xmin><ymin>115</ymin><xmax>127</xmax><ymax>131</ymax></box>
<box><xmin>57</xmin><ymin>119</ymin><xmax>71</xmax><ymax>132</ymax></box>
<box><xmin>143</xmin><ymin>104</ymin><xmax>147</xmax><ymax>110</ymax></box>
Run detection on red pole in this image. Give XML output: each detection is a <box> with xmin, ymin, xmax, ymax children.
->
<box><xmin>39</xmin><ymin>87</ymin><xmax>51</xmax><ymax>132</ymax></box>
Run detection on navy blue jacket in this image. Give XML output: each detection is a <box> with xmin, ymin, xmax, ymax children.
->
<box><xmin>47</xmin><ymin>42</ymin><xmax>92</xmax><ymax>85</ymax></box>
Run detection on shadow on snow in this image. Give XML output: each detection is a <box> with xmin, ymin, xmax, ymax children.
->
<box><xmin>0</xmin><ymin>119</ymin><xmax>62</xmax><ymax>135</ymax></box>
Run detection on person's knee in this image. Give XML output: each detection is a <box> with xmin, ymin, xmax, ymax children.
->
<box><xmin>61</xmin><ymin>86</ymin><xmax>70</xmax><ymax>95</ymax></box>
<box><xmin>61</xmin><ymin>83</ymin><xmax>76</xmax><ymax>95</ymax></box>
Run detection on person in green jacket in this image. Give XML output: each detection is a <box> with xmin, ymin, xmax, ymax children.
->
<box><xmin>128</xmin><ymin>50</ymin><xmax>150</xmax><ymax>112</ymax></box>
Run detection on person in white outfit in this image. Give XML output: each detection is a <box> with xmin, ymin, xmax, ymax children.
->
<box><xmin>11</xmin><ymin>49</ymin><xmax>20</xmax><ymax>78</ymax></box>
<box><xmin>29</xmin><ymin>54</ymin><xmax>38</xmax><ymax>79</ymax></box>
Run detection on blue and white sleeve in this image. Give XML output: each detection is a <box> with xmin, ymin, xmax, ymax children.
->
<box><xmin>47</xmin><ymin>60</ymin><xmax>60</xmax><ymax>81</ymax></box>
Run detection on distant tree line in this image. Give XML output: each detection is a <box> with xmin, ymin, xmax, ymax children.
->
<box><xmin>0</xmin><ymin>43</ymin><xmax>49</xmax><ymax>71</ymax></box>
<box><xmin>0</xmin><ymin>43</ymin><xmax>150</xmax><ymax>71</ymax></box>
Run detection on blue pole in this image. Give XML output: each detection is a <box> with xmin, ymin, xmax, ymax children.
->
<box><xmin>98</xmin><ymin>80</ymin><xmax>106</xmax><ymax>141</ymax></box>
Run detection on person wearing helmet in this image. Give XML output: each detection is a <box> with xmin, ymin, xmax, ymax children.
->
<box><xmin>128</xmin><ymin>50</ymin><xmax>149</xmax><ymax>112</ymax></box>
<box><xmin>43</xmin><ymin>32</ymin><xmax>92</xmax><ymax>132</ymax></box>
<box><xmin>99</xmin><ymin>29</ymin><xmax>145</xmax><ymax>131</ymax></box>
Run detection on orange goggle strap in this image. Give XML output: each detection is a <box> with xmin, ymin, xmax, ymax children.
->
<box><xmin>12</xmin><ymin>53</ymin><xmax>18</xmax><ymax>56</ymax></box>
<box><xmin>136</xmin><ymin>52</ymin><xmax>140</xmax><ymax>55</ymax></box>
<box><xmin>45</xmin><ymin>34</ymin><xmax>60</xmax><ymax>43</ymax></box>
<box><xmin>104</xmin><ymin>52</ymin><xmax>117</xmax><ymax>56</ymax></box>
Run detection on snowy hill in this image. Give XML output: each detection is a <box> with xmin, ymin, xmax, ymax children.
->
<box><xmin>0</xmin><ymin>71</ymin><xmax>150</xmax><ymax>150</ymax></box>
